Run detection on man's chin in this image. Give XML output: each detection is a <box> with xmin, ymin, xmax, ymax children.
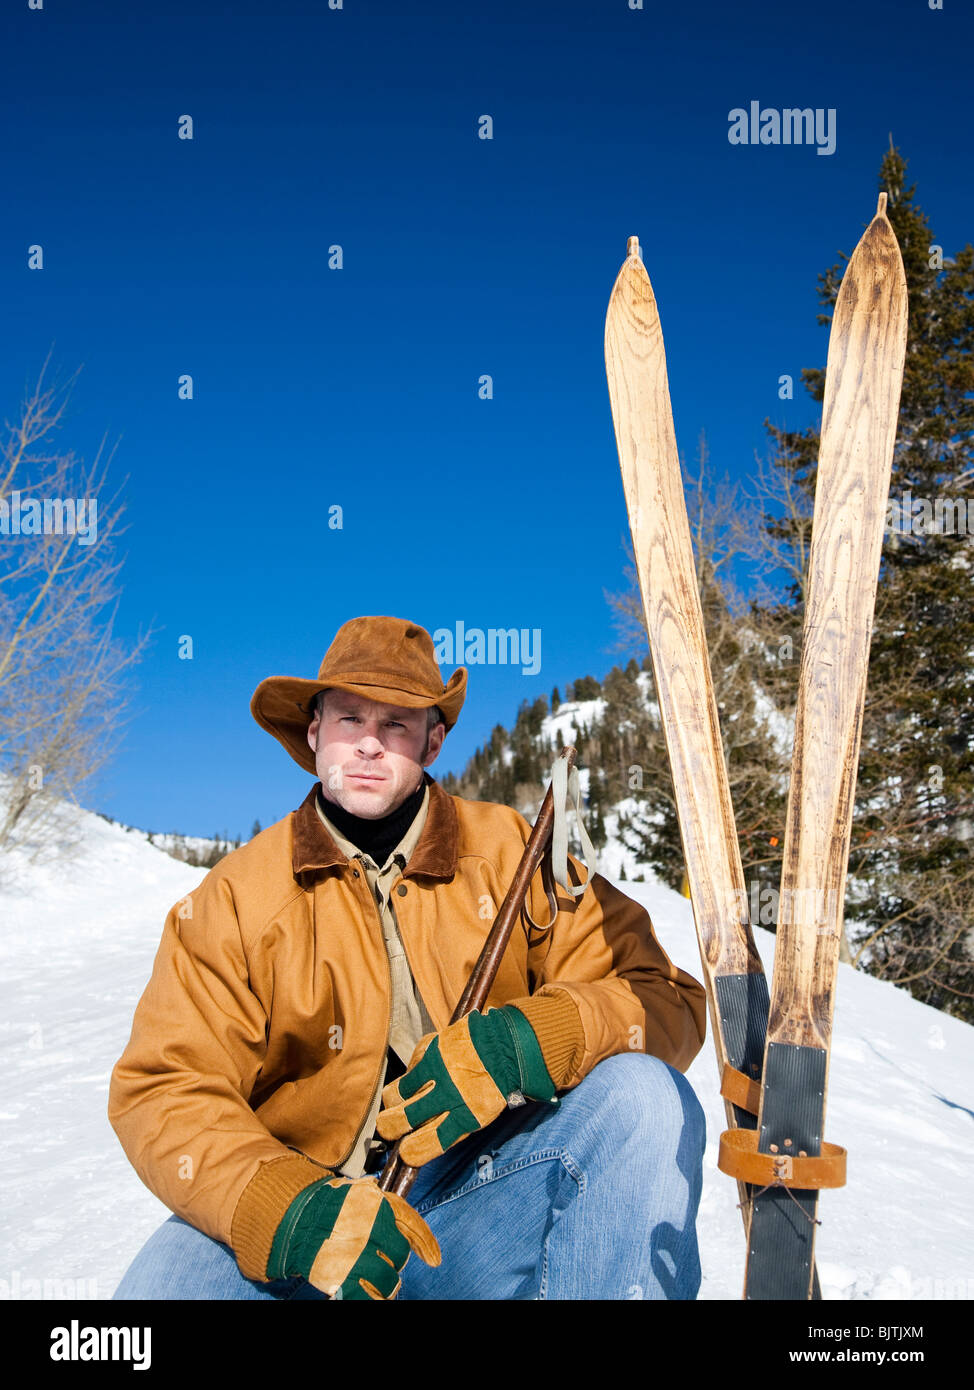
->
<box><xmin>321</xmin><ymin>782</ymin><xmax>399</xmax><ymax>819</ymax></box>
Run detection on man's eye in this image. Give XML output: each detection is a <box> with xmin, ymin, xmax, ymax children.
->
<box><xmin>387</xmin><ymin>722</ymin><xmax>405</xmax><ymax>730</ymax></box>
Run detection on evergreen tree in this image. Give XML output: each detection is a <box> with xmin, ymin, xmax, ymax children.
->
<box><xmin>761</xmin><ymin>144</ymin><xmax>974</xmax><ymax>1018</ymax></box>
<box><xmin>585</xmin><ymin>774</ymin><xmax>607</xmax><ymax>853</ymax></box>
<box><xmin>573</xmin><ymin>675</ymin><xmax>602</xmax><ymax>701</ymax></box>
<box><xmin>510</xmin><ymin>698</ymin><xmax>547</xmax><ymax>794</ymax></box>
<box><xmin>597</xmin><ymin>663</ymin><xmax>653</xmax><ymax>805</ymax></box>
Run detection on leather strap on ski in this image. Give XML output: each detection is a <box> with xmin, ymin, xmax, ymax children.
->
<box><xmin>718</xmin><ymin>1128</ymin><xmax>847</xmax><ymax>1189</ymax></box>
<box><xmin>720</xmin><ymin>1063</ymin><xmax>762</xmax><ymax>1116</ymax></box>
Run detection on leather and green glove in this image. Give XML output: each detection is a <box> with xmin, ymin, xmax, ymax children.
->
<box><xmin>376</xmin><ymin>1001</ymin><xmax>575</xmax><ymax>1166</ymax></box>
<box><xmin>266</xmin><ymin>1174</ymin><xmax>440</xmax><ymax>1300</ymax></box>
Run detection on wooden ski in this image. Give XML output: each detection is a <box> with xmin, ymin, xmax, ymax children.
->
<box><xmin>604</xmin><ymin>235</ymin><xmax>770</xmax><ymax>1236</ymax></box>
<box><xmin>732</xmin><ymin>194</ymin><xmax>908</xmax><ymax>1299</ymax></box>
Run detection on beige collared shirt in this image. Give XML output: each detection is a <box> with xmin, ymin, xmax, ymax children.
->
<box><xmin>315</xmin><ymin>785</ymin><xmax>435</xmax><ymax>1177</ymax></box>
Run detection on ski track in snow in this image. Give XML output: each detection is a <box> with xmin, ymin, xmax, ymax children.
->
<box><xmin>0</xmin><ymin>804</ymin><xmax>972</xmax><ymax>1302</ymax></box>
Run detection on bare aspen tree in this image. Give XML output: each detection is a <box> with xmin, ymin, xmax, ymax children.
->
<box><xmin>0</xmin><ymin>353</ymin><xmax>148</xmax><ymax>857</ymax></box>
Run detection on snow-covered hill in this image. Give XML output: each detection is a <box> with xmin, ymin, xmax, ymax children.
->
<box><xmin>0</xmin><ymin>795</ymin><xmax>971</xmax><ymax>1301</ymax></box>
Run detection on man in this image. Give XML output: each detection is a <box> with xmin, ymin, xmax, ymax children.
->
<box><xmin>110</xmin><ymin>615</ymin><xmax>708</xmax><ymax>1300</ymax></box>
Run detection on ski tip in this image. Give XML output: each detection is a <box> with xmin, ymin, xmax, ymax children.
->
<box><xmin>626</xmin><ymin>235</ymin><xmax>641</xmax><ymax>260</ymax></box>
<box><xmin>876</xmin><ymin>191</ymin><xmax>888</xmax><ymax>219</ymax></box>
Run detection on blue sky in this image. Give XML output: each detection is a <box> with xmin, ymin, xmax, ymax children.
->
<box><xmin>4</xmin><ymin>0</ymin><xmax>971</xmax><ymax>837</ymax></box>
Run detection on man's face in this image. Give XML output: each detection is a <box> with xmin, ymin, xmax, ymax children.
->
<box><xmin>307</xmin><ymin>689</ymin><xmax>445</xmax><ymax>819</ymax></box>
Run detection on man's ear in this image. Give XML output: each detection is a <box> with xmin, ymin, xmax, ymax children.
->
<box><xmin>422</xmin><ymin>722</ymin><xmax>446</xmax><ymax>767</ymax></box>
<box><xmin>307</xmin><ymin>712</ymin><xmax>320</xmax><ymax>755</ymax></box>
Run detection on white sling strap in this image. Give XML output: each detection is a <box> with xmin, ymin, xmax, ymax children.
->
<box><xmin>550</xmin><ymin>755</ymin><xmax>598</xmax><ymax>898</ymax></box>
<box><xmin>522</xmin><ymin>754</ymin><xmax>599</xmax><ymax>937</ymax></box>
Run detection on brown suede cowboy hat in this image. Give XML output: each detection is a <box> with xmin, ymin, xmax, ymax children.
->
<box><xmin>251</xmin><ymin>615</ymin><xmax>467</xmax><ymax>775</ymax></box>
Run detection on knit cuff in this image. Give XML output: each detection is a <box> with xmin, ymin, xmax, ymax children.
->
<box><xmin>230</xmin><ymin>1153</ymin><xmax>327</xmax><ymax>1282</ymax></box>
<box><xmin>508</xmin><ymin>990</ymin><xmax>585</xmax><ymax>1089</ymax></box>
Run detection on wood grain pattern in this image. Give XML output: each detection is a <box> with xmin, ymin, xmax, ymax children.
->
<box><xmin>767</xmin><ymin>196</ymin><xmax>908</xmax><ymax>1054</ymax></box>
<box><xmin>604</xmin><ymin>237</ymin><xmax>764</xmax><ymax>1073</ymax></box>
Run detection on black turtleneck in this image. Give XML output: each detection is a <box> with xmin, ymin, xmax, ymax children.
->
<box><xmin>317</xmin><ymin>775</ymin><xmax>429</xmax><ymax>867</ymax></box>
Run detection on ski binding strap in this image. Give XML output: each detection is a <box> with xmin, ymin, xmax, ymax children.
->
<box><xmin>719</xmin><ymin>1062</ymin><xmax>762</xmax><ymax>1116</ymax></box>
<box><xmin>717</xmin><ymin>1128</ymin><xmax>847</xmax><ymax>1189</ymax></box>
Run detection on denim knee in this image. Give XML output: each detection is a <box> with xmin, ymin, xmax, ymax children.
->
<box><xmin>575</xmin><ymin>1052</ymin><xmax>706</xmax><ymax>1154</ymax></box>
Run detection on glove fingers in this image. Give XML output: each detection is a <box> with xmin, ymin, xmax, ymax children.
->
<box><xmin>375</xmin><ymin>1077</ymin><xmax>438</xmax><ymax>1140</ymax></box>
<box><xmin>357</xmin><ymin>1248</ymin><xmax>403</xmax><ymax>1301</ymax></box>
<box><xmin>385</xmin><ymin>1189</ymin><xmax>442</xmax><ymax>1267</ymax></box>
<box><xmin>396</xmin><ymin>1116</ymin><xmax>453</xmax><ymax>1168</ymax></box>
<box><xmin>358</xmin><ymin>1275</ymin><xmax>403</xmax><ymax>1301</ymax></box>
<box><xmin>381</xmin><ymin>1032</ymin><xmax>436</xmax><ymax>1107</ymax></box>
<box><xmin>378</xmin><ymin>1013</ymin><xmax>524</xmax><ymax>1168</ymax></box>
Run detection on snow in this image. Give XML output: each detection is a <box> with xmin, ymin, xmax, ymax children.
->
<box><xmin>0</xmin><ymin>803</ymin><xmax>206</xmax><ymax>1302</ymax></box>
<box><xmin>0</xmin><ymin>796</ymin><xmax>972</xmax><ymax>1302</ymax></box>
<box><xmin>545</xmin><ymin>696</ymin><xmax>606</xmax><ymax>747</ymax></box>
<box><xmin>597</xmin><ymin>797</ymin><xmax>659</xmax><ymax>881</ymax></box>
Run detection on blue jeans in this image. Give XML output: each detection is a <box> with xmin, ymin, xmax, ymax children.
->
<box><xmin>113</xmin><ymin>1053</ymin><xmax>705</xmax><ymax>1301</ymax></box>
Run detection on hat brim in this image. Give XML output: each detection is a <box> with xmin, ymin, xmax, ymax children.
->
<box><xmin>251</xmin><ymin>669</ymin><xmax>467</xmax><ymax>775</ymax></box>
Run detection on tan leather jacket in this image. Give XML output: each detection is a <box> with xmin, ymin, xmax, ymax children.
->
<box><xmin>109</xmin><ymin>778</ymin><xmax>706</xmax><ymax>1264</ymax></box>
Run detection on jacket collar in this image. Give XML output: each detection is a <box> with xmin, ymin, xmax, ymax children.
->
<box><xmin>291</xmin><ymin>772</ymin><xmax>457</xmax><ymax>880</ymax></box>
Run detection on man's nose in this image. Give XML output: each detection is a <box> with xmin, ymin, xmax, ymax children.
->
<box><xmin>355</xmin><ymin>732</ymin><xmax>384</xmax><ymax>756</ymax></box>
